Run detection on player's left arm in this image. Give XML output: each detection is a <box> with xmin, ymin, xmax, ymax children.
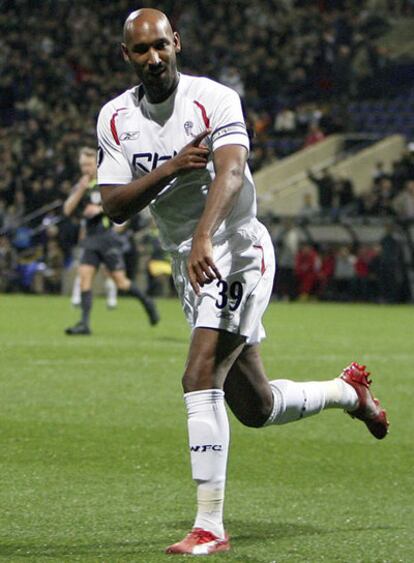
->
<box><xmin>187</xmin><ymin>144</ymin><xmax>247</xmax><ymax>295</ymax></box>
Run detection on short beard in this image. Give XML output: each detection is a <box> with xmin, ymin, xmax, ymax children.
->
<box><xmin>139</xmin><ymin>69</ymin><xmax>179</xmax><ymax>103</ymax></box>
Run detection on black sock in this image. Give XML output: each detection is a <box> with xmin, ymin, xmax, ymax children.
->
<box><xmin>127</xmin><ymin>282</ymin><xmax>147</xmax><ymax>304</ymax></box>
<box><xmin>127</xmin><ymin>282</ymin><xmax>159</xmax><ymax>324</ymax></box>
<box><xmin>81</xmin><ymin>290</ymin><xmax>92</xmax><ymax>326</ymax></box>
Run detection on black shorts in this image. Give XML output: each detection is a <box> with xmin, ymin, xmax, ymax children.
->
<box><xmin>79</xmin><ymin>231</ymin><xmax>125</xmax><ymax>272</ymax></box>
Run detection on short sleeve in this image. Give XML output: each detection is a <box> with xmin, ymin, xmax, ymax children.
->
<box><xmin>209</xmin><ymin>87</ymin><xmax>250</xmax><ymax>154</ymax></box>
<box><xmin>96</xmin><ymin>105</ymin><xmax>133</xmax><ymax>185</ymax></box>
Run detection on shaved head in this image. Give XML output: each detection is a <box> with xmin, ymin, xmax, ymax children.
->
<box><xmin>123</xmin><ymin>8</ymin><xmax>173</xmax><ymax>44</ymax></box>
<box><xmin>121</xmin><ymin>8</ymin><xmax>181</xmax><ymax>103</ymax></box>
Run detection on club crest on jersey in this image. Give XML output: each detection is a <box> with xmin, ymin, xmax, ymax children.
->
<box><xmin>184</xmin><ymin>121</ymin><xmax>194</xmax><ymax>136</ymax></box>
<box><xmin>120</xmin><ymin>131</ymin><xmax>140</xmax><ymax>141</ymax></box>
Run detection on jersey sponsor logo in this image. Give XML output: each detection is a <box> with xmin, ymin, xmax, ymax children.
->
<box><xmin>190</xmin><ymin>444</ymin><xmax>223</xmax><ymax>452</ymax></box>
<box><xmin>184</xmin><ymin>120</ymin><xmax>194</xmax><ymax>136</ymax></box>
<box><xmin>120</xmin><ymin>130</ymin><xmax>140</xmax><ymax>141</ymax></box>
<box><xmin>132</xmin><ymin>151</ymin><xmax>178</xmax><ymax>173</ymax></box>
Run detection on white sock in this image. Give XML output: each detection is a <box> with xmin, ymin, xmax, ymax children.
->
<box><xmin>265</xmin><ymin>378</ymin><xmax>358</xmax><ymax>425</ymax></box>
<box><xmin>184</xmin><ymin>389</ymin><xmax>229</xmax><ymax>539</ymax></box>
<box><xmin>105</xmin><ymin>277</ymin><xmax>117</xmax><ymax>307</ymax></box>
<box><xmin>71</xmin><ymin>275</ymin><xmax>81</xmax><ymax>306</ymax></box>
<box><xmin>323</xmin><ymin>378</ymin><xmax>359</xmax><ymax>410</ymax></box>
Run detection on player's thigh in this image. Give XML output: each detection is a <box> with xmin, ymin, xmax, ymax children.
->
<box><xmin>80</xmin><ymin>244</ymin><xmax>101</xmax><ymax>269</ymax></box>
<box><xmin>101</xmin><ymin>236</ymin><xmax>126</xmax><ymax>274</ymax></box>
<box><xmin>78</xmin><ymin>263</ymin><xmax>97</xmax><ymax>289</ymax></box>
<box><xmin>183</xmin><ymin>327</ymin><xmax>246</xmax><ymax>392</ymax></box>
<box><xmin>110</xmin><ymin>269</ymin><xmax>130</xmax><ymax>290</ymax></box>
<box><xmin>224</xmin><ymin>344</ymin><xmax>273</xmax><ymax>427</ymax></box>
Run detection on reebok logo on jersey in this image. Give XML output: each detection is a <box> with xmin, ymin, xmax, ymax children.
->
<box><xmin>120</xmin><ymin>131</ymin><xmax>140</xmax><ymax>141</ymax></box>
<box><xmin>190</xmin><ymin>444</ymin><xmax>223</xmax><ymax>453</ymax></box>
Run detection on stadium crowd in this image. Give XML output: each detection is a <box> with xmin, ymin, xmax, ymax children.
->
<box><xmin>274</xmin><ymin>220</ymin><xmax>410</xmax><ymax>304</ymax></box>
<box><xmin>1</xmin><ymin>0</ymin><xmax>413</xmax><ymax>300</ymax></box>
<box><xmin>304</xmin><ymin>151</ymin><xmax>414</xmax><ymax>222</ymax></box>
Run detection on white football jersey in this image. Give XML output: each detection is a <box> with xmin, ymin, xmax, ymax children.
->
<box><xmin>97</xmin><ymin>73</ymin><xmax>257</xmax><ymax>252</ymax></box>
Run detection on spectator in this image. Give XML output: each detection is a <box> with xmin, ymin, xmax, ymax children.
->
<box><xmin>356</xmin><ymin>190</ymin><xmax>380</xmax><ymax>217</ymax></box>
<box><xmin>318</xmin><ymin>245</ymin><xmax>336</xmax><ymax>299</ymax></box>
<box><xmin>353</xmin><ymin>244</ymin><xmax>380</xmax><ymax>302</ymax></box>
<box><xmin>377</xmin><ymin>225</ymin><xmax>408</xmax><ymax>303</ymax></box>
<box><xmin>218</xmin><ymin>65</ymin><xmax>245</xmax><ymax>99</ymax></box>
<box><xmin>375</xmin><ymin>177</ymin><xmax>397</xmax><ymax>217</ymax></box>
<box><xmin>333</xmin><ymin>245</ymin><xmax>356</xmax><ymax>301</ymax></box>
<box><xmin>308</xmin><ymin>168</ymin><xmax>334</xmax><ymax>216</ymax></box>
<box><xmin>392</xmin><ymin>180</ymin><xmax>414</xmax><ymax>223</ymax></box>
<box><xmin>331</xmin><ymin>175</ymin><xmax>356</xmax><ymax>219</ymax></box>
<box><xmin>304</xmin><ymin>122</ymin><xmax>326</xmax><ymax>148</ymax></box>
<box><xmin>299</xmin><ymin>193</ymin><xmax>320</xmax><ymax>221</ymax></box>
<box><xmin>38</xmin><ymin>239</ymin><xmax>65</xmax><ymax>294</ymax></box>
<box><xmin>274</xmin><ymin>107</ymin><xmax>296</xmax><ymax>135</ymax></box>
<box><xmin>0</xmin><ymin>234</ymin><xmax>18</xmax><ymax>292</ymax></box>
<box><xmin>274</xmin><ymin>218</ymin><xmax>300</xmax><ymax>301</ymax></box>
<box><xmin>295</xmin><ymin>243</ymin><xmax>321</xmax><ymax>300</ymax></box>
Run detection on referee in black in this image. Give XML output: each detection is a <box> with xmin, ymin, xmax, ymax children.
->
<box><xmin>64</xmin><ymin>147</ymin><xmax>159</xmax><ymax>335</ymax></box>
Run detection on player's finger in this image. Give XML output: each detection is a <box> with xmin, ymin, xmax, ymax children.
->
<box><xmin>200</xmin><ymin>259</ymin><xmax>217</xmax><ymax>282</ymax></box>
<box><xmin>191</xmin><ymin>129</ymin><xmax>211</xmax><ymax>147</ymax></box>
<box><xmin>192</xmin><ymin>262</ymin><xmax>209</xmax><ymax>285</ymax></box>
<box><xmin>205</xmin><ymin>256</ymin><xmax>221</xmax><ymax>280</ymax></box>
<box><xmin>189</xmin><ymin>155</ymin><xmax>209</xmax><ymax>165</ymax></box>
<box><xmin>190</xmin><ymin>147</ymin><xmax>210</xmax><ymax>155</ymax></box>
<box><xmin>187</xmin><ymin>266</ymin><xmax>199</xmax><ymax>295</ymax></box>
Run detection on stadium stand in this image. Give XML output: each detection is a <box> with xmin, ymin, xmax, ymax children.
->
<box><xmin>1</xmin><ymin>0</ymin><xmax>413</xmax><ymax>301</ymax></box>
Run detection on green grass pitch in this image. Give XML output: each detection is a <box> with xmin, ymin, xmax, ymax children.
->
<box><xmin>0</xmin><ymin>295</ymin><xmax>413</xmax><ymax>562</ymax></box>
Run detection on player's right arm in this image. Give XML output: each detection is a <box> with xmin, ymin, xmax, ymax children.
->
<box><xmin>99</xmin><ymin>131</ymin><xmax>210</xmax><ymax>224</ymax></box>
<box><xmin>97</xmin><ymin>102</ymin><xmax>210</xmax><ymax>224</ymax></box>
<box><xmin>63</xmin><ymin>176</ymin><xmax>90</xmax><ymax>217</ymax></box>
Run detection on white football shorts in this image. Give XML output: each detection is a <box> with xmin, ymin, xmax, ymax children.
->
<box><xmin>172</xmin><ymin>219</ymin><xmax>276</xmax><ymax>344</ymax></box>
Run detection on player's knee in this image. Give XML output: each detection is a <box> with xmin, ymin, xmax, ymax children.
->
<box><xmin>182</xmin><ymin>368</ymin><xmax>219</xmax><ymax>393</ymax></box>
<box><xmin>227</xmin><ymin>394</ymin><xmax>273</xmax><ymax>428</ymax></box>
<box><xmin>117</xmin><ymin>282</ymin><xmax>129</xmax><ymax>291</ymax></box>
<box><xmin>114</xmin><ymin>276</ymin><xmax>129</xmax><ymax>291</ymax></box>
<box><xmin>237</xmin><ymin>408</ymin><xmax>270</xmax><ymax>428</ymax></box>
<box><xmin>182</xmin><ymin>371</ymin><xmax>207</xmax><ymax>392</ymax></box>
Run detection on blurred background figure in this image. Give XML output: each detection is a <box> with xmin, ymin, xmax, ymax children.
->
<box><xmin>295</xmin><ymin>243</ymin><xmax>321</xmax><ymax>300</ymax></box>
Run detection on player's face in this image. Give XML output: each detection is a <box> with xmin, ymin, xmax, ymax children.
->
<box><xmin>122</xmin><ymin>18</ymin><xmax>180</xmax><ymax>103</ymax></box>
<box><xmin>79</xmin><ymin>155</ymin><xmax>97</xmax><ymax>178</ymax></box>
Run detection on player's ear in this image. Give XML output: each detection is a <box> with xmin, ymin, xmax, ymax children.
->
<box><xmin>121</xmin><ymin>43</ymin><xmax>130</xmax><ymax>62</ymax></box>
<box><xmin>173</xmin><ymin>32</ymin><xmax>181</xmax><ymax>54</ymax></box>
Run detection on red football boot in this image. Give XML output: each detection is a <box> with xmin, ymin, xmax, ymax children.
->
<box><xmin>340</xmin><ymin>362</ymin><xmax>389</xmax><ymax>439</ymax></box>
<box><xmin>166</xmin><ymin>528</ymin><xmax>230</xmax><ymax>555</ymax></box>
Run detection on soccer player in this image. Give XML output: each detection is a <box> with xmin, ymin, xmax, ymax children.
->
<box><xmin>64</xmin><ymin>146</ymin><xmax>159</xmax><ymax>335</ymax></box>
<box><xmin>97</xmin><ymin>9</ymin><xmax>389</xmax><ymax>555</ymax></box>
<box><xmin>71</xmin><ymin>270</ymin><xmax>118</xmax><ymax>309</ymax></box>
